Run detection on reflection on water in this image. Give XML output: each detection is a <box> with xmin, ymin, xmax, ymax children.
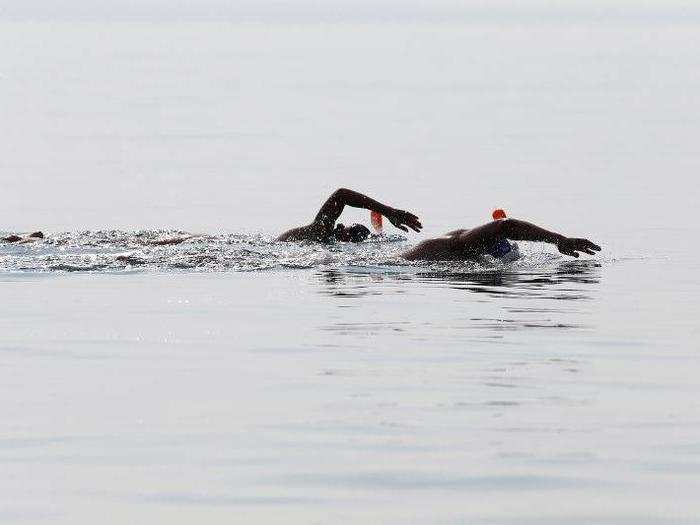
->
<box><xmin>315</xmin><ymin>261</ymin><xmax>601</xmax><ymax>338</ymax></box>
<box><xmin>418</xmin><ymin>262</ymin><xmax>600</xmax><ymax>300</ymax></box>
<box><xmin>1</xmin><ymin>230</ymin><xmax>603</xmax><ymax>340</ymax></box>
<box><xmin>317</xmin><ymin>260</ymin><xmax>601</xmax><ymax>299</ymax></box>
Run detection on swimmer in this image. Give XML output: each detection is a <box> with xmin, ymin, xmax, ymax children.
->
<box><xmin>1</xmin><ymin>231</ymin><xmax>44</xmax><ymax>244</ymax></box>
<box><xmin>277</xmin><ymin>188</ymin><xmax>422</xmax><ymax>242</ymax></box>
<box><xmin>403</xmin><ymin>214</ymin><xmax>600</xmax><ymax>261</ymax></box>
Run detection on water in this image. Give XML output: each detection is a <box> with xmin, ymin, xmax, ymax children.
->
<box><xmin>2</xmin><ymin>232</ymin><xmax>698</xmax><ymax>523</ymax></box>
<box><xmin>2</xmin><ymin>3</ymin><xmax>700</xmax><ymax>523</ymax></box>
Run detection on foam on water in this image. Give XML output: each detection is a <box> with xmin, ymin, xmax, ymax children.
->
<box><xmin>0</xmin><ymin>230</ymin><xmax>598</xmax><ymax>276</ymax></box>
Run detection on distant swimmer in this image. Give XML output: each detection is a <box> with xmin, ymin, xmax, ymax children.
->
<box><xmin>403</xmin><ymin>209</ymin><xmax>600</xmax><ymax>261</ymax></box>
<box><xmin>1</xmin><ymin>231</ymin><xmax>44</xmax><ymax>244</ymax></box>
<box><xmin>277</xmin><ymin>188</ymin><xmax>422</xmax><ymax>242</ymax></box>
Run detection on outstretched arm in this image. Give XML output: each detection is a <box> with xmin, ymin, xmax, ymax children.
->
<box><xmin>500</xmin><ymin>218</ymin><xmax>601</xmax><ymax>257</ymax></box>
<box><xmin>501</xmin><ymin>218</ymin><xmax>565</xmax><ymax>245</ymax></box>
<box><xmin>313</xmin><ymin>188</ymin><xmax>422</xmax><ymax>234</ymax></box>
<box><xmin>452</xmin><ymin>218</ymin><xmax>600</xmax><ymax>258</ymax></box>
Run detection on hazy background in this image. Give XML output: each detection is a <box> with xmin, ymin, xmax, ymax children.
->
<box><xmin>2</xmin><ymin>1</ymin><xmax>699</xmax><ymax>240</ymax></box>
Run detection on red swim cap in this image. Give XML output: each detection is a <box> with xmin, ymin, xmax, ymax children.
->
<box><xmin>371</xmin><ymin>211</ymin><xmax>383</xmax><ymax>233</ymax></box>
<box><xmin>492</xmin><ymin>209</ymin><xmax>507</xmax><ymax>220</ymax></box>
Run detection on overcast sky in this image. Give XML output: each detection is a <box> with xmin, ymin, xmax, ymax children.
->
<box><xmin>3</xmin><ymin>1</ymin><xmax>700</xmax><ymax>22</ymax></box>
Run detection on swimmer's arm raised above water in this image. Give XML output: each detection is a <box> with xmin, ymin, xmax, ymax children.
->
<box><xmin>499</xmin><ymin>218</ymin><xmax>600</xmax><ymax>257</ymax></box>
<box><xmin>313</xmin><ymin>188</ymin><xmax>422</xmax><ymax>232</ymax></box>
<box><xmin>278</xmin><ymin>188</ymin><xmax>422</xmax><ymax>241</ymax></box>
<box><xmin>458</xmin><ymin>219</ymin><xmax>601</xmax><ymax>257</ymax></box>
<box><xmin>404</xmin><ymin>218</ymin><xmax>600</xmax><ymax>260</ymax></box>
<box><xmin>465</xmin><ymin>219</ymin><xmax>601</xmax><ymax>256</ymax></box>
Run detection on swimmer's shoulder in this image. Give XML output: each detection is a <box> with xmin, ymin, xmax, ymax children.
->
<box><xmin>277</xmin><ymin>223</ymin><xmax>330</xmax><ymax>242</ymax></box>
<box><xmin>402</xmin><ymin>236</ymin><xmax>461</xmax><ymax>261</ymax></box>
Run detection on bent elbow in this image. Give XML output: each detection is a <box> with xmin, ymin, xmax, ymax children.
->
<box><xmin>326</xmin><ymin>188</ymin><xmax>347</xmax><ymax>202</ymax></box>
<box><xmin>334</xmin><ymin>187</ymin><xmax>351</xmax><ymax>197</ymax></box>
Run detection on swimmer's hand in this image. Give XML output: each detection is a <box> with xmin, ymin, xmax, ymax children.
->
<box><xmin>557</xmin><ymin>237</ymin><xmax>601</xmax><ymax>257</ymax></box>
<box><xmin>386</xmin><ymin>208</ymin><xmax>422</xmax><ymax>233</ymax></box>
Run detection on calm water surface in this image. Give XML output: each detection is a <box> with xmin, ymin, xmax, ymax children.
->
<box><xmin>1</xmin><ymin>3</ymin><xmax>700</xmax><ymax>523</ymax></box>
<box><xmin>1</xmin><ymin>229</ymin><xmax>698</xmax><ymax>523</ymax></box>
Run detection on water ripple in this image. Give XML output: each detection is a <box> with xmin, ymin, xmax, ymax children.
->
<box><xmin>1</xmin><ymin>230</ymin><xmax>603</xmax><ymax>284</ymax></box>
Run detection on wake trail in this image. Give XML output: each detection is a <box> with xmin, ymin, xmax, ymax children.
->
<box><xmin>0</xmin><ymin>230</ymin><xmax>594</xmax><ymax>274</ymax></box>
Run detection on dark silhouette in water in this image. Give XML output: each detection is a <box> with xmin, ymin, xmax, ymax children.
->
<box><xmin>276</xmin><ymin>187</ymin><xmax>599</xmax><ymax>261</ymax></box>
<box><xmin>277</xmin><ymin>188</ymin><xmax>422</xmax><ymax>243</ymax></box>
<box><xmin>403</xmin><ymin>219</ymin><xmax>600</xmax><ymax>261</ymax></box>
<box><xmin>2</xmin><ymin>231</ymin><xmax>44</xmax><ymax>243</ymax></box>
<box><xmin>2</xmin><ymin>191</ymin><xmax>599</xmax><ymax>263</ymax></box>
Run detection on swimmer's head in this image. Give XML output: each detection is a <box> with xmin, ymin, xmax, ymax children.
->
<box><xmin>333</xmin><ymin>223</ymin><xmax>371</xmax><ymax>243</ymax></box>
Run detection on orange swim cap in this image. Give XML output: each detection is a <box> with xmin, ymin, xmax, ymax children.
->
<box><xmin>492</xmin><ymin>209</ymin><xmax>507</xmax><ymax>220</ymax></box>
